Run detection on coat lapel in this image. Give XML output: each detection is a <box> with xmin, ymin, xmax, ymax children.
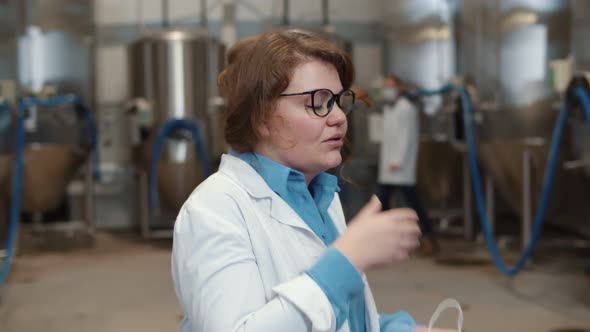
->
<box><xmin>219</xmin><ymin>154</ymin><xmax>318</xmax><ymax>236</ymax></box>
<box><xmin>219</xmin><ymin>154</ymin><xmax>381</xmax><ymax>332</ymax></box>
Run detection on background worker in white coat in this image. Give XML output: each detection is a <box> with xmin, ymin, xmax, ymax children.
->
<box><xmin>172</xmin><ymin>30</ymin><xmax>455</xmax><ymax>332</ymax></box>
<box><xmin>377</xmin><ymin>75</ymin><xmax>437</xmax><ymax>256</ymax></box>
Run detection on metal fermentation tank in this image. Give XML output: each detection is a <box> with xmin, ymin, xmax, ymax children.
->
<box><xmin>2</xmin><ymin>0</ymin><xmax>95</xmax><ymax>215</ymax></box>
<box><xmin>383</xmin><ymin>0</ymin><xmax>464</xmax><ymax>213</ymax></box>
<box><xmin>458</xmin><ymin>0</ymin><xmax>590</xmax><ymax>226</ymax></box>
<box><xmin>0</xmin><ymin>0</ymin><xmax>96</xmax><ymax>252</ymax></box>
<box><xmin>571</xmin><ymin>0</ymin><xmax>590</xmax><ymax>178</ymax></box>
<box><xmin>128</xmin><ymin>27</ymin><xmax>225</xmax><ymax>237</ymax></box>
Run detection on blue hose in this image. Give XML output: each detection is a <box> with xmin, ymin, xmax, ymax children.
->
<box><xmin>149</xmin><ymin>119</ymin><xmax>210</xmax><ymax>212</ymax></box>
<box><xmin>575</xmin><ymin>87</ymin><xmax>590</xmax><ymax>127</ymax></box>
<box><xmin>0</xmin><ymin>95</ymin><xmax>99</xmax><ymax>288</ymax></box>
<box><xmin>411</xmin><ymin>85</ymin><xmax>590</xmax><ymax>277</ymax></box>
<box><xmin>0</xmin><ymin>101</ymin><xmax>23</xmax><ymax>287</ymax></box>
<box><xmin>19</xmin><ymin>95</ymin><xmax>100</xmax><ymax>180</ymax></box>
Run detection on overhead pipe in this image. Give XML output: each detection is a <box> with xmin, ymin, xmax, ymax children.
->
<box><xmin>200</xmin><ymin>0</ymin><xmax>208</xmax><ymax>28</ymax></box>
<box><xmin>221</xmin><ymin>0</ymin><xmax>237</xmax><ymax>48</ymax></box>
<box><xmin>282</xmin><ymin>0</ymin><xmax>290</xmax><ymax>27</ymax></box>
<box><xmin>162</xmin><ymin>0</ymin><xmax>170</xmax><ymax>28</ymax></box>
<box><xmin>322</xmin><ymin>0</ymin><xmax>329</xmax><ymax>27</ymax></box>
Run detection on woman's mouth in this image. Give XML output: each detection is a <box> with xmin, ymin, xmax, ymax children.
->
<box><xmin>324</xmin><ymin>136</ymin><xmax>343</xmax><ymax>147</ymax></box>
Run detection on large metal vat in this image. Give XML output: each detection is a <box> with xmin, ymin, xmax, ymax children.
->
<box><xmin>571</xmin><ymin>0</ymin><xmax>590</xmax><ymax>178</ymax></box>
<box><xmin>383</xmin><ymin>0</ymin><xmax>464</xmax><ymax>206</ymax></box>
<box><xmin>19</xmin><ymin>144</ymin><xmax>87</xmax><ymax>212</ymax></box>
<box><xmin>459</xmin><ymin>0</ymin><xmax>590</xmax><ymax>222</ymax></box>
<box><xmin>128</xmin><ymin>28</ymin><xmax>225</xmax><ymax>211</ymax></box>
<box><xmin>0</xmin><ymin>0</ymin><xmax>94</xmax><ymax>215</ymax></box>
<box><xmin>2</xmin><ymin>104</ymin><xmax>92</xmax><ymax>213</ymax></box>
<box><xmin>129</xmin><ymin>29</ymin><xmax>224</xmax><ymax>131</ymax></box>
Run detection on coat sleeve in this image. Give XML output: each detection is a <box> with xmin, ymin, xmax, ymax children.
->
<box><xmin>171</xmin><ymin>189</ymin><xmax>336</xmax><ymax>332</ymax></box>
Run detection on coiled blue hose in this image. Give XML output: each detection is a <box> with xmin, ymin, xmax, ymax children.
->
<box><xmin>149</xmin><ymin>119</ymin><xmax>210</xmax><ymax>212</ymax></box>
<box><xmin>0</xmin><ymin>101</ymin><xmax>17</xmax><ymax>288</ymax></box>
<box><xmin>0</xmin><ymin>95</ymin><xmax>99</xmax><ymax>288</ymax></box>
<box><xmin>19</xmin><ymin>95</ymin><xmax>100</xmax><ymax>180</ymax></box>
<box><xmin>575</xmin><ymin>87</ymin><xmax>590</xmax><ymax>126</ymax></box>
<box><xmin>410</xmin><ymin>85</ymin><xmax>590</xmax><ymax>277</ymax></box>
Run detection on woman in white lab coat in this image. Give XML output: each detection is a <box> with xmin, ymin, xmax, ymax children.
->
<box><xmin>172</xmin><ymin>30</ymin><xmax>454</xmax><ymax>332</ymax></box>
<box><xmin>377</xmin><ymin>75</ymin><xmax>437</xmax><ymax>255</ymax></box>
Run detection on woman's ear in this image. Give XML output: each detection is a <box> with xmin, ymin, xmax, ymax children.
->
<box><xmin>257</xmin><ymin>122</ymin><xmax>271</xmax><ymax>138</ymax></box>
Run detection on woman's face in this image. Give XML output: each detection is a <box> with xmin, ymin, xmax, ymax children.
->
<box><xmin>254</xmin><ymin>60</ymin><xmax>348</xmax><ymax>183</ymax></box>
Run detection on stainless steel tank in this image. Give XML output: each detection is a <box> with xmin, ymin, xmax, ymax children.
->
<box><xmin>19</xmin><ymin>144</ymin><xmax>87</xmax><ymax>212</ymax></box>
<box><xmin>0</xmin><ymin>0</ymin><xmax>95</xmax><ymax>214</ymax></box>
<box><xmin>571</xmin><ymin>0</ymin><xmax>590</xmax><ymax>178</ymax></box>
<box><xmin>459</xmin><ymin>0</ymin><xmax>590</xmax><ymax>221</ymax></box>
<box><xmin>128</xmin><ymin>28</ymin><xmax>225</xmax><ymax>210</ymax></box>
<box><xmin>129</xmin><ymin>29</ymin><xmax>225</xmax><ymax>129</ymax></box>
<box><xmin>383</xmin><ymin>0</ymin><xmax>463</xmax><ymax>207</ymax></box>
<box><xmin>2</xmin><ymin>104</ymin><xmax>91</xmax><ymax>212</ymax></box>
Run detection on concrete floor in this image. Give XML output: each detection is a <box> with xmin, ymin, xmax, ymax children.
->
<box><xmin>1</xmin><ymin>232</ymin><xmax>589</xmax><ymax>332</ymax></box>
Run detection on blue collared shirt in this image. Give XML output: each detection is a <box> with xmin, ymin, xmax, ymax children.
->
<box><xmin>236</xmin><ymin>152</ymin><xmax>417</xmax><ymax>332</ymax></box>
<box><xmin>237</xmin><ymin>152</ymin><xmax>367</xmax><ymax>331</ymax></box>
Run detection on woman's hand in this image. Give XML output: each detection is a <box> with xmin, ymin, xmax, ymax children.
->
<box><xmin>333</xmin><ymin>195</ymin><xmax>421</xmax><ymax>273</ymax></box>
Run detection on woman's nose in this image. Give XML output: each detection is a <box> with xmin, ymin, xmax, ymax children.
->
<box><xmin>326</xmin><ymin>104</ymin><xmax>347</xmax><ymax>126</ymax></box>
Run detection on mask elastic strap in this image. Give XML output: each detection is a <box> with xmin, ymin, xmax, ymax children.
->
<box><xmin>427</xmin><ymin>298</ymin><xmax>464</xmax><ymax>332</ymax></box>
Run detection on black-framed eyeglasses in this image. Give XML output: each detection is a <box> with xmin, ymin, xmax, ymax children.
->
<box><xmin>279</xmin><ymin>88</ymin><xmax>356</xmax><ymax>117</ymax></box>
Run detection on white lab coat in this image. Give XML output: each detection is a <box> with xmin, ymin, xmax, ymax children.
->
<box><xmin>172</xmin><ymin>154</ymin><xmax>381</xmax><ymax>332</ymax></box>
<box><xmin>377</xmin><ymin>97</ymin><xmax>419</xmax><ymax>185</ymax></box>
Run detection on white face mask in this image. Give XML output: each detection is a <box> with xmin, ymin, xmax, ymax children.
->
<box><xmin>382</xmin><ymin>87</ymin><xmax>398</xmax><ymax>101</ymax></box>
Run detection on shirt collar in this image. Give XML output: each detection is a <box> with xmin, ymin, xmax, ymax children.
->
<box><xmin>233</xmin><ymin>151</ymin><xmax>340</xmax><ymax>200</ymax></box>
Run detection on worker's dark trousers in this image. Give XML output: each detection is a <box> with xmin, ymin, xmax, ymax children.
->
<box><xmin>377</xmin><ymin>184</ymin><xmax>433</xmax><ymax>237</ymax></box>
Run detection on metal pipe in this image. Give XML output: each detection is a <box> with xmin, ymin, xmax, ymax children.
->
<box><xmin>486</xmin><ymin>173</ymin><xmax>495</xmax><ymax>234</ymax></box>
<box><xmin>17</xmin><ymin>0</ymin><xmax>27</xmax><ymax>35</ymax></box>
<box><xmin>84</xmin><ymin>158</ymin><xmax>95</xmax><ymax>237</ymax></box>
<box><xmin>33</xmin><ymin>212</ymin><xmax>43</xmax><ymax>229</ymax></box>
<box><xmin>494</xmin><ymin>0</ymin><xmax>502</xmax><ymax>104</ymax></box>
<box><xmin>162</xmin><ymin>0</ymin><xmax>170</xmax><ymax>28</ymax></box>
<box><xmin>139</xmin><ymin>171</ymin><xmax>150</xmax><ymax>239</ymax></box>
<box><xmin>136</xmin><ymin>0</ymin><xmax>143</xmax><ymax>32</ymax></box>
<box><xmin>463</xmin><ymin>150</ymin><xmax>473</xmax><ymax>241</ymax></box>
<box><xmin>522</xmin><ymin>148</ymin><xmax>532</xmax><ymax>249</ymax></box>
<box><xmin>475</xmin><ymin>0</ymin><xmax>483</xmax><ymax>93</ymax></box>
<box><xmin>322</xmin><ymin>0</ymin><xmax>329</xmax><ymax>27</ymax></box>
<box><xmin>282</xmin><ymin>0</ymin><xmax>290</xmax><ymax>27</ymax></box>
<box><xmin>221</xmin><ymin>0</ymin><xmax>237</xmax><ymax>48</ymax></box>
<box><xmin>200</xmin><ymin>0</ymin><xmax>208</xmax><ymax>28</ymax></box>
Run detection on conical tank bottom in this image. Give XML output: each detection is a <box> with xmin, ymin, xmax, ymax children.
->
<box><xmin>13</xmin><ymin>144</ymin><xmax>87</xmax><ymax>213</ymax></box>
<box><xmin>141</xmin><ymin>138</ymin><xmax>205</xmax><ymax>212</ymax></box>
<box><xmin>157</xmin><ymin>157</ymin><xmax>203</xmax><ymax>211</ymax></box>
